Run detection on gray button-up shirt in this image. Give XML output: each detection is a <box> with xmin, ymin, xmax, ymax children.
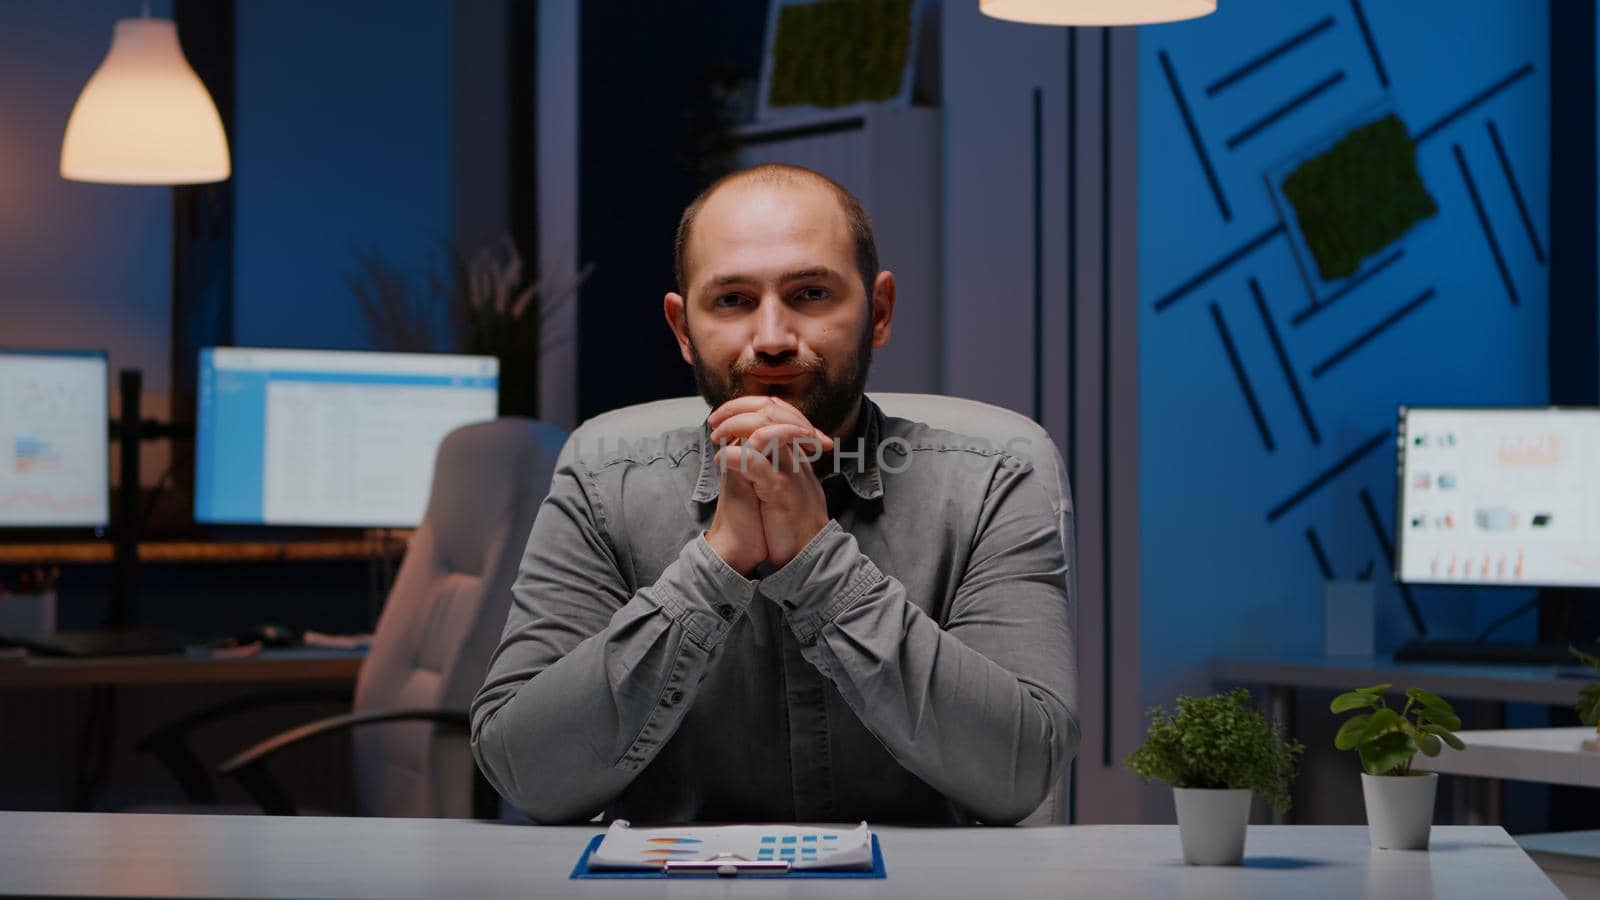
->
<box><xmin>470</xmin><ymin>397</ymin><xmax>1078</xmax><ymax>825</ymax></box>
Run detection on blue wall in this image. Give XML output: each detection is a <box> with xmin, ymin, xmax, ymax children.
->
<box><xmin>0</xmin><ymin>0</ymin><xmax>175</xmax><ymax>391</ymax></box>
<box><xmin>233</xmin><ymin>0</ymin><xmax>456</xmax><ymax>352</ymax></box>
<box><xmin>0</xmin><ymin>0</ymin><xmax>461</xmax><ymax>387</ymax></box>
<box><xmin>1138</xmin><ymin>1</ymin><xmax>1549</xmax><ymax>702</ymax></box>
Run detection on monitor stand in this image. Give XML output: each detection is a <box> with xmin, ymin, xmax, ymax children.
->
<box><xmin>1542</xmin><ymin>587</ymin><xmax>1600</xmax><ymax>653</ymax></box>
<box><xmin>1394</xmin><ymin>587</ymin><xmax>1600</xmax><ymax>666</ymax></box>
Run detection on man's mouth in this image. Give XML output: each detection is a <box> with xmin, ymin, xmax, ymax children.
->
<box><xmin>748</xmin><ymin>369</ymin><xmax>805</xmax><ymax>384</ymax></box>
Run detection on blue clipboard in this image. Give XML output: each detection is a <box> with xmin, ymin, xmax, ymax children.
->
<box><xmin>570</xmin><ymin>833</ymin><xmax>887</xmax><ymax>879</ymax></box>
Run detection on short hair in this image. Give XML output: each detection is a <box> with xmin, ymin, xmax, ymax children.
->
<box><xmin>674</xmin><ymin>163</ymin><xmax>879</xmax><ymax>298</ymax></box>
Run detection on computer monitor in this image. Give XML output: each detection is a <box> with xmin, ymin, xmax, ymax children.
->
<box><xmin>1395</xmin><ymin>406</ymin><xmax>1600</xmax><ymax>588</ymax></box>
<box><xmin>195</xmin><ymin>347</ymin><xmax>499</xmax><ymax>527</ymax></box>
<box><xmin>0</xmin><ymin>348</ymin><xmax>110</xmax><ymax>534</ymax></box>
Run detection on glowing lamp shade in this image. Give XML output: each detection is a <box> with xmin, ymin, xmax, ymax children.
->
<box><xmin>980</xmin><ymin>0</ymin><xmax>1216</xmax><ymax>26</ymax></box>
<box><xmin>60</xmin><ymin>18</ymin><xmax>230</xmax><ymax>185</ymax></box>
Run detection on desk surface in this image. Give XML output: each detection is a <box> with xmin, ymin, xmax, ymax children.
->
<box><xmin>1213</xmin><ymin>655</ymin><xmax>1581</xmax><ymax>705</ymax></box>
<box><xmin>0</xmin><ymin>813</ymin><xmax>1561</xmax><ymax>899</ymax></box>
<box><xmin>0</xmin><ymin>647</ymin><xmax>364</xmax><ymax>688</ymax></box>
<box><xmin>0</xmin><ymin>537</ymin><xmax>407</xmax><ymax>565</ymax></box>
<box><xmin>1423</xmin><ymin>727</ymin><xmax>1600</xmax><ymax>787</ymax></box>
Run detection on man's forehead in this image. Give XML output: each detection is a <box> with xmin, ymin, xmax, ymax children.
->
<box><xmin>686</xmin><ymin>178</ymin><xmax>853</xmax><ymax>281</ymax></box>
<box><xmin>696</xmin><ymin>176</ymin><xmax>848</xmax><ymax>236</ymax></box>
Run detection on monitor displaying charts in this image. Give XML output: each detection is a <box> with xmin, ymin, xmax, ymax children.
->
<box><xmin>0</xmin><ymin>349</ymin><xmax>110</xmax><ymax>531</ymax></box>
<box><xmin>196</xmin><ymin>348</ymin><xmax>498</xmax><ymax>527</ymax></box>
<box><xmin>1395</xmin><ymin>406</ymin><xmax>1600</xmax><ymax>588</ymax></box>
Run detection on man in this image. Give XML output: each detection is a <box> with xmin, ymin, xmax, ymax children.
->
<box><xmin>471</xmin><ymin>163</ymin><xmax>1077</xmax><ymax>825</ymax></box>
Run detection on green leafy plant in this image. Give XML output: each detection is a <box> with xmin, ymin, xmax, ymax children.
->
<box><xmin>767</xmin><ymin>0</ymin><xmax>914</xmax><ymax>109</ymax></box>
<box><xmin>1281</xmin><ymin>113</ymin><xmax>1438</xmax><ymax>281</ymax></box>
<box><xmin>1125</xmin><ymin>688</ymin><xmax>1304</xmax><ymax>813</ymax></box>
<box><xmin>1331</xmin><ymin>684</ymin><xmax>1464</xmax><ymax>776</ymax></box>
<box><xmin>1571</xmin><ymin>647</ymin><xmax>1600</xmax><ymax>733</ymax></box>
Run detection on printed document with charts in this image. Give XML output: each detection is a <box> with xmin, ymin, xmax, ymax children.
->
<box><xmin>588</xmin><ymin>820</ymin><xmax>875</xmax><ymax>871</ymax></box>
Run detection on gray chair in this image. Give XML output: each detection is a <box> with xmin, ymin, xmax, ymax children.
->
<box><xmin>144</xmin><ymin>417</ymin><xmax>567</xmax><ymax>817</ymax></box>
<box><xmin>563</xmin><ymin>393</ymin><xmax>1077</xmax><ymax>825</ymax></box>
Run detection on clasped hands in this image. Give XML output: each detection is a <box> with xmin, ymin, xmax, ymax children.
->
<box><xmin>703</xmin><ymin>396</ymin><xmax>835</xmax><ymax>575</ymax></box>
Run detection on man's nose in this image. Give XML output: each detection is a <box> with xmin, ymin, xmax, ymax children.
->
<box><xmin>750</xmin><ymin>296</ymin><xmax>798</xmax><ymax>357</ymax></box>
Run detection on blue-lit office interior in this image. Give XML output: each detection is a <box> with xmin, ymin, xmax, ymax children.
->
<box><xmin>0</xmin><ymin>1</ymin><xmax>1597</xmax><ymax>897</ymax></box>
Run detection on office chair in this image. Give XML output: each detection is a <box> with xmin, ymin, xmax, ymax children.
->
<box><xmin>566</xmin><ymin>393</ymin><xmax>1078</xmax><ymax>825</ymax></box>
<box><xmin>140</xmin><ymin>417</ymin><xmax>567</xmax><ymax>817</ymax></box>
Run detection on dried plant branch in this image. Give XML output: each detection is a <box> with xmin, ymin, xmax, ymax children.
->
<box><xmin>351</xmin><ymin>235</ymin><xmax>593</xmax><ymax>417</ymax></box>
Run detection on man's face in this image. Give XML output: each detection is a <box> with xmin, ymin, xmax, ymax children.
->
<box><xmin>666</xmin><ymin>179</ymin><xmax>891</xmax><ymax>436</ymax></box>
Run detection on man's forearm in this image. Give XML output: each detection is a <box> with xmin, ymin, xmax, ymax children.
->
<box><xmin>471</xmin><ymin>536</ymin><xmax>756</xmax><ymax>822</ymax></box>
<box><xmin>801</xmin><ymin>572</ymin><xmax>1077</xmax><ymax>824</ymax></box>
<box><xmin>761</xmin><ymin>521</ymin><xmax>1079</xmax><ymax>825</ymax></box>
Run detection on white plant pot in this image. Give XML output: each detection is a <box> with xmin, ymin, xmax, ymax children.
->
<box><xmin>1172</xmin><ymin>787</ymin><xmax>1251</xmax><ymax>866</ymax></box>
<box><xmin>1361</xmin><ymin>772</ymin><xmax>1438</xmax><ymax>850</ymax></box>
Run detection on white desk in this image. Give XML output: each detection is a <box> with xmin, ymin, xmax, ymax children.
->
<box><xmin>0</xmin><ymin>812</ymin><xmax>1563</xmax><ymax>899</ymax></box>
<box><xmin>1419</xmin><ymin>726</ymin><xmax>1600</xmax><ymax>897</ymax></box>
<box><xmin>1423</xmin><ymin>727</ymin><xmax>1600</xmax><ymax>787</ymax></box>
<box><xmin>1212</xmin><ymin>655</ymin><xmax>1588</xmax><ymax>825</ymax></box>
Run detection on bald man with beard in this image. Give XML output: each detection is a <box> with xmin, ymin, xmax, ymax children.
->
<box><xmin>471</xmin><ymin>164</ymin><xmax>1078</xmax><ymax>826</ymax></box>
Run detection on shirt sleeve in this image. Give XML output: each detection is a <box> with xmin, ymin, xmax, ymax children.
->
<box><xmin>757</xmin><ymin>453</ymin><xmax>1079</xmax><ymax>825</ymax></box>
<box><xmin>469</xmin><ymin>461</ymin><xmax>756</xmax><ymax>823</ymax></box>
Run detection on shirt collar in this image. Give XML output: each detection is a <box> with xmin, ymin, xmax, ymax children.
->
<box><xmin>692</xmin><ymin>396</ymin><xmax>886</xmax><ymax>504</ymax></box>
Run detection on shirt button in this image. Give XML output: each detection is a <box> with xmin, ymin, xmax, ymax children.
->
<box><xmin>669</xmin><ymin>689</ymin><xmax>685</xmax><ymax>705</ymax></box>
<box><xmin>717</xmin><ymin>604</ymin><xmax>735</xmax><ymax>620</ymax></box>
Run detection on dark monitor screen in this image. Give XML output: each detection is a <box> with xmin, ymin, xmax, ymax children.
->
<box><xmin>1395</xmin><ymin>405</ymin><xmax>1600</xmax><ymax>588</ymax></box>
<box><xmin>0</xmin><ymin>348</ymin><xmax>110</xmax><ymax>533</ymax></box>
<box><xmin>194</xmin><ymin>347</ymin><xmax>499</xmax><ymax>528</ymax></box>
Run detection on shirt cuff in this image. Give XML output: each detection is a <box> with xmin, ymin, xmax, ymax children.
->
<box><xmin>645</xmin><ymin>535</ymin><xmax>761</xmax><ymax>651</ymax></box>
<box><xmin>758</xmin><ymin>520</ymin><xmax>884</xmax><ymax>645</ymax></box>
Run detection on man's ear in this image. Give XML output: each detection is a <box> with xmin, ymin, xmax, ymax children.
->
<box><xmin>664</xmin><ymin>291</ymin><xmax>695</xmax><ymax>365</ymax></box>
<box><xmin>869</xmin><ymin>271</ymin><xmax>896</xmax><ymax>349</ymax></box>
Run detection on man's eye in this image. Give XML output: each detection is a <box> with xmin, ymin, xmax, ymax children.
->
<box><xmin>799</xmin><ymin>287</ymin><xmax>830</xmax><ymax>302</ymax></box>
<box><xmin>714</xmin><ymin>294</ymin><xmax>750</xmax><ymax>308</ymax></box>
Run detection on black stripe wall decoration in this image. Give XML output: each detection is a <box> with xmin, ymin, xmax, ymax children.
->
<box><xmin>1453</xmin><ymin>144</ymin><xmax>1519</xmax><ymax>307</ymax></box>
<box><xmin>1158</xmin><ymin>49</ymin><xmax>1231</xmax><ymax>222</ymax></box>
<box><xmin>1485</xmin><ymin>120</ymin><xmax>1547</xmax><ymax>265</ymax></box>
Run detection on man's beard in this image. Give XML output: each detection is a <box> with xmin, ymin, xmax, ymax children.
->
<box><xmin>688</xmin><ymin>317</ymin><xmax>873</xmax><ymax>436</ymax></box>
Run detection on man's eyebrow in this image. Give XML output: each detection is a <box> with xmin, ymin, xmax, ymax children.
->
<box><xmin>704</xmin><ymin>272</ymin><xmax>756</xmax><ymax>290</ymax></box>
<box><xmin>778</xmin><ymin>267</ymin><xmax>841</xmax><ymax>283</ymax></box>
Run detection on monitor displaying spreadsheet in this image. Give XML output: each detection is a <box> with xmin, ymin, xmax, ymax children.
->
<box><xmin>0</xmin><ymin>349</ymin><xmax>110</xmax><ymax>531</ymax></box>
<box><xmin>1395</xmin><ymin>406</ymin><xmax>1600</xmax><ymax>588</ymax></box>
<box><xmin>195</xmin><ymin>347</ymin><xmax>498</xmax><ymax>527</ymax></box>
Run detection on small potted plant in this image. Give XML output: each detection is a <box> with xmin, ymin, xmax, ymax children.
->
<box><xmin>1125</xmin><ymin>688</ymin><xmax>1303</xmax><ymax>866</ymax></box>
<box><xmin>1331</xmin><ymin>683</ymin><xmax>1464</xmax><ymax>850</ymax></box>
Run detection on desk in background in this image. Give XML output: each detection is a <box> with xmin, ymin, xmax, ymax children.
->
<box><xmin>0</xmin><ymin>648</ymin><xmax>365</xmax><ymax>812</ymax></box>
<box><xmin>0</xmin><ymin>537</ymin><xmax>408</xmax><ymax>566</ymax></box>
<box><xmin>1423</xmin><ymin>728</ymin><xmax>1600</xmax><ymax>898</ymax></box>
<box><xmin>0</xmin><ymin>646</ymin><xmax>364</xmax><ymax>688</ymax></box>
<box><xmin>1212</xmin><ymin>655</ymin><xmax>1588</xmax><ymax>826</ymax></box>
<box><xmin>1424</xmin><ymin>726</ymin><xmax>1600</xmax><ymax>788</ymax></box>
<box><xmin>1212</xmin><ymin>655</ymin><xmax>1583</xmax><ymax>713</ymax></box>
<box><xmin>0</xmin><ymin>537</ymin><xmax>383</xmax><ymax>813</ymax></box>
<box><xmin>0</xmin><ymin>813</ymin><xmax>1564</xmax><ymax>899</ymax></box>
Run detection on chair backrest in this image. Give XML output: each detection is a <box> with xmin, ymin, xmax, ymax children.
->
<box><xmin>564</xmin><ymin>393</ymin><xmax>1076</xmax><ymax>825</ymax></box>
<box><xmin>351</xmin><ymin>416</ymin><xmax>568</xmax><ymax>818</ymax></box>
